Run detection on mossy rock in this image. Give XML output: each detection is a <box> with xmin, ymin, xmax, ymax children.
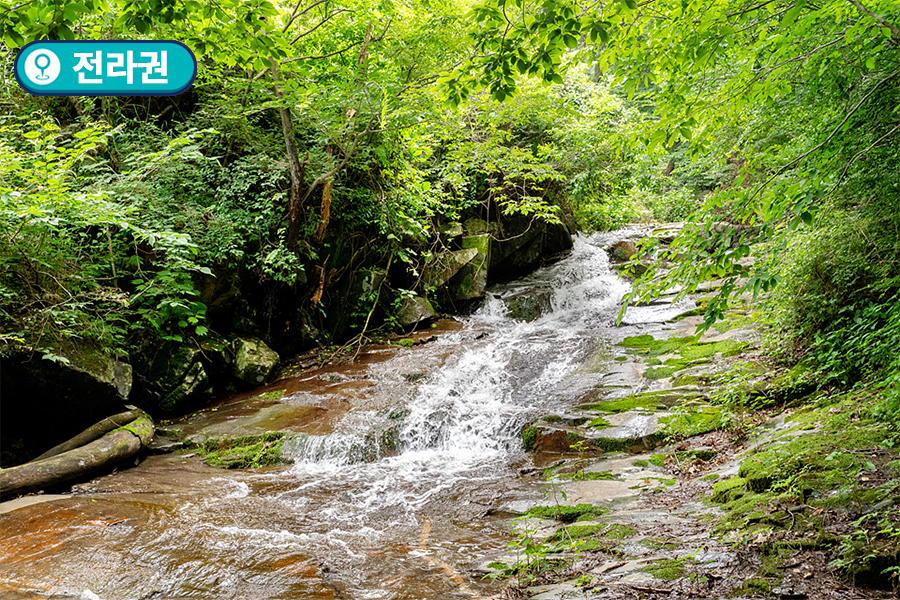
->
<box><xmin>557</xmin><ymin>470</ymin><xmax>617</xmax><ymax>481</ymax></box>
<box><xmin>197</xmin><ymin>431</ymin><xmax>287</xmax><ymax>468</ymax></box>
<box><xmin>526</xmin><ymin>503</ymin><xmax>607</xmax><ymax>523</ymax></box>
<box><xmin>577</xmin><ymin>389</ymin><xmax>695</xmax><ymax>413</ymax></box>
<box><xmin>712</xmin><ymin>476</ymin><xmax>748</xmax><ymax>503</ymax></box>
<box><xmin>729</xmin><ymin>578</ymin><xmax>771</xmax><ymax>597</ymax></box>
<box><xmin>618</xmin><ymin>334</ymin><xmax>747</xmax><ymax>362</ymax></box>
<box><xmin>549</xmin><ymin>522</ymin><xmax>636</xmax><ymax>542</ymax></box>
<box><xmin>672</xmin><ymin>374</ymin><xmax>704</xmax><ymax>387</ymax></box>
<box><xmin>644</xmin><ymin>366</ymin><xmax>679</xmax><ymax>380</ymax></box>
<box><xmin>750</xmin><ymin>364</ymin><xmax>817</xmax><ymax>405</ymax></box>
<box><xmin>659</xmin><ymin>404</ymin><xmax>725</xmax><ymax>437</ymax></box>
<box><xmin>640</xmin><ymin>557</ymin><xmax>690</xmax><ymax>579</ymax></box>
<box><xmin>523</xmin><ymin>426</ymin><xmax>538</xmax><ymax>451</ymax></box>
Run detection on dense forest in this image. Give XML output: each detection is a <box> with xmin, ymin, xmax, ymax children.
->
<box><xmin>1</xmin><ymin>0</ymin><xmax>900</xmax><ymax>593</ymax></box>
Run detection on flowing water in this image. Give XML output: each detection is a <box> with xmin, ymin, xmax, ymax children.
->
<box><xmin>0</xmin><ymin>231</ymin><xmax>681</xmax><ymax>600</ymax></box>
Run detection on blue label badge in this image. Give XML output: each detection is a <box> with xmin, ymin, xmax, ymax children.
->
<box><xmin>15</xmin><ymin>40</ymin><xmax>196</xmax><ymax>96</ymax></box>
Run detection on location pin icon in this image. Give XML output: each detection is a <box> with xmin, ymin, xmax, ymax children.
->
<box><xmin>34</xmin><ymin>54</ymin><xmax>51</xmax><ymax>80</ymax></box>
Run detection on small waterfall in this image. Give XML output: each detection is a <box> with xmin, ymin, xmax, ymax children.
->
<box><xmin>394</xmin><ymin>234</ymin><xmax>630</xmax><ymax>462</ymax></box>
<box><xmin>2</xmin><ymin>230</ymin><xmax>655</xmax><ymax>600</ymax></box>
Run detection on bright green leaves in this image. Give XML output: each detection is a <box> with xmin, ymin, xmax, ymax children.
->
<box><xmin>781</xmin><ymin>2</ymin><xmax>805</xmax><ymax>28</ymax></box>
<box><xmin>446</xmin><ymin>0</ymin><xmax>608</xmax><ymax>105</ymax></box>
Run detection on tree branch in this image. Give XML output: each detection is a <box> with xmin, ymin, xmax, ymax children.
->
<box><xmin>846</xmin><ymin>0</ymin><xmax>900</xmax><ymax>41</ymax></box>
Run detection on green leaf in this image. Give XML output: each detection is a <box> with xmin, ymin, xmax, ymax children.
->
<box><xmin>782</xmin><ymin>4</ymin><xmax>803</xmax><ymax>28</ymax></box>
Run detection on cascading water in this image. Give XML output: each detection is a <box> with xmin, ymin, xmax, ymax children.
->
<box><xmin>0</xmin><ymin>230</ymin><xmax>667</xmax><ymax>600</ymax></box>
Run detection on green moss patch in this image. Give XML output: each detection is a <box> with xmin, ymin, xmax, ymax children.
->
<box><xmin>197</xmin><ymin>432</ymin><xmax>286</xmax><ymax>468</ymax></box>
<box><xmin>633</xmin><ymin>459</ymin><xmax>650</xmax><ymax>468</ymax></box>
<box><xmin>254</xmin><ymin>389</ymin><xmax>285</xmax><ymax>401</ymax></box>
<box><xmin>619</xmin><ymin>334</ymin><xmax>747</xmax><ymax>364</ymax></box>
<box><xmin>644</xmin><ymin>366</ymin><xmax>679</xmax><ymax>380</ymax></box>
<box><xmin>587</xmin><ymin>416</ymin><xmax>611</xmax><ymax>429</ymax></box>
<box><xmin>558</xmin><ymin>470</ymin><xmax>617</xmax><ymax>481</ymax></box>
<box><xmin>577</xmin><ymin>387</ymin><xmax>708</xmax><ymax>414</ymax></box>
<box><xmin>640</xmin><ymin>557</ymin><xmax>691</xmax><ymax>579</ymax></box>
<box><xmin>650</xmin><ymin>454</ymin><xmax>666</xmax><ymax>467</ymax></box>
<box><xmin>526</xmin><ymin>503</ymin><xmax>607</xmax><ymax>523</ymax></box>
<box><xmin>728</xmin><ymin>578</ymin><xmax>771</xmax><ymax>597</ymax></box>
<box><xmin>712</xmin><ymin>477</ymin><xmax>748</xmax><ymax>503</ymax></box>
<box><xmin>550</xmin><ymin>523</ymin><xmax>636</xmax><ymax>542</ymax></box>
<box><xmin>660</xmin><ymin>404</ymin><xmax>726</xmax><ymax>437</ymax></box>
<box><xmin>522</xmin><ymin>426</ymin><xmax>538</xmax><ymax>451</ymax></box>
<box><xmin>618</xmin><ymin>334</ymin><xmax>699</xmax><ymax>356</ymax></box>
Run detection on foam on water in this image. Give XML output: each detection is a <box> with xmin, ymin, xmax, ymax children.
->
<box><xmin>280</xmin><ymin>234</ymin><xmax>630</xmax><ymax>516</ymax></box>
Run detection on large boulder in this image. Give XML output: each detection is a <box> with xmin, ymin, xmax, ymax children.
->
<box><xmin>448</xmin><ymin>234</ymin><xmax>491</xmax><ymax>300</ymax></box>
<box><xmin>130</xmin><ymin>343</ymin><xmax>220</xmax><ymax>416</ymax></box>
<box><xmin>0</xmin><ymin>340</ymin><xmax>133</xmax><ymax>465</ymax></box>
<box><xmin>482</xmin><ymin>214</ymin><xmax>573</xmax><ymax>282</ymax></box>
<box><xmin>424</xmin><ymin>248</ymin><xmax>478</xmax><ymax>289</ymax></box>
<box><xmin>396</xmin><ymin>295</ymin><xmax>436</xmax><ymax>328</ymax></box>
<box><xmin>232</xmin><ymin>337</ymin><xmax>280</xmax><ymax>387</ymax></box>
<box><xmin>504</xmin><ymin>289</ymin><xmax>553</xmax><ymax>321</ymax></box>
<box><xmin>438</xmin><ymin>222</ymin><xmax>463</xmax><ymax>240</ymax></box>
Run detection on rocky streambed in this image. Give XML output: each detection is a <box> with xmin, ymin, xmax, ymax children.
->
<box><xmin>2</xmin><ymin>227</ymin><xmax>898</xmax><ymax>600</ymax></box>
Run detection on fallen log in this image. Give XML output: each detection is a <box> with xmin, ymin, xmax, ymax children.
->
<box><xmin>34</xmin><ymin>407</ymin><xmax>147</xmax><ymax>461</ymax></box>
<box><xmin>0</xmin><ymin>415</ymin><xmax>155</xmax><ymax>500</ymax></box>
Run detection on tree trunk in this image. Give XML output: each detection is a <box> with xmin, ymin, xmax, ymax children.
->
<box><xmin>269</xmin><ymin>58</ymin><xmax>306</xmax><ymax>255</ymax></box>
<box><xmin>34</xmin><ymin>408</ymin><xmax>146</xmax><ymax>461</ymax></box>
<box><xmin>0</xmin><ymin>416</ymin><xmax>155</xmax><ymax>499</ymax></box>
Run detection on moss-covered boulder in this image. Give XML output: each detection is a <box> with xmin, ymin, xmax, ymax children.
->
<box><xmin>438</xmin><ymin>222</ymin><xmax>463</xmax><ymax>239</ymax></box>
<box><xmin>232</xmin><ymin>337</ymin><xmax>280</xmax><ymax>387</ymax></box>
<box><xmin>424</xmin><ymin>248</ymin><xmax>478</xmax><ymax>289</ymax></box>
<box><xmin>448</xmin><ymin>234</ymin><xmax>490</xmax><ymax>300</ymax></box>
<box><xmin>487</xmin><ymin>213</ymin><xmax>573</xmax><ymax>281</ymax></box>
<box><xmin>197</xmin><ymin>432</ymin><xmax>287</xmax><ymax>468</ymax></box>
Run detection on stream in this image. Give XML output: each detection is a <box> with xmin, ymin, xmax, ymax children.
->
<box><xmin>0</xmin><ymin>230</ymin><xmax>686</xmax><ymax>600</ymax></box>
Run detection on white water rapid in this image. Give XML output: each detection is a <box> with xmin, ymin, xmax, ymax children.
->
<box><xmin>0</xmin><ymin>229</ymin><xmax>686</xmax><ymax>600</ymax></box>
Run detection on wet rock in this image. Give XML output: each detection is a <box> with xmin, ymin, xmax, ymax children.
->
<box><xmin>0</xmin><ymin>340</ymin><xmax>133</xmax><ymax>465</ymax></box>
<box><xmin>488</xmin><ymin>214</ymin><xmax>573</xmax><ymax>281</ymax></box>
<box><xmin>352</xmin><ymin>268</ymin><xmax>385</xmax><ymax>298</ymax></box>
<box><xmin>194</xmin><ymin>265</ymin><xmax>243</xmax><ymax>320</ymax></box>
<box><xmin>503</xmin><ymin>289</ymin><xmax>553</xmax><ymax>321</ymax></box>
<box><xmin>464</xmin><ymin>217</ymin><xmax>498</xmax><ymax>236</ymax></box>
<box><xmin>525</xmin><ymin>581</ymin><xmax>582</xmax><ymax>599</ymax></box>
<box><xmin>232</xmin><ymin>337</ymin><xmax>280</xmax><ymax>387</ymax></box>
<box><xmin>396</xmin><ymin>295</ymin><xmax>436</xmax><ymax>328</ymax></box>
<box><xmin>523</xmin><ymin>417</ymin><xmax>664</xmax><ymax>454</ymax></box>
<box><xmin>608</xmin><ymin>241</ymin><xmax>638</xmax><ymax>263</ymax></box>
<box><xmin>424</xmin><ymin>248</ymin><xmax>478</xmax><ymax>289</ymax></box>
<box><xmin>447</xmin><ymin>234</ymin><xmax>490</xmax><ymax>300</ymax></box>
